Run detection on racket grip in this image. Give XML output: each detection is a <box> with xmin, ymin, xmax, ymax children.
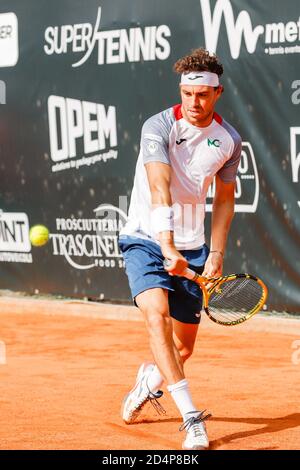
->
<box><xmin>163</xmin><ymin>259</ymin><xmax>198</xmax><ymax>281</ymax></box>
<box><xmin>181</xmin><ymin>267</ymin><xmax>198</xmax><ymax>281</ymax></box>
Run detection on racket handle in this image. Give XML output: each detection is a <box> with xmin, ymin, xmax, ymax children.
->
<box><xmin>163</xmin><ymin>259</ymin><xmax>199</xmax><ymax>281</ymax></box>
<box><xmin>181</xmin><ymin>267</ymin><xmax>199</xmax><ymax>281</ymax></box>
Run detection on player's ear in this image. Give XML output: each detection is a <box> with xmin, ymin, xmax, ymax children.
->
<box><xmin>214</xmin><ymin>85</ymin><xmax>223</xmax><ymax>100</ymax></box>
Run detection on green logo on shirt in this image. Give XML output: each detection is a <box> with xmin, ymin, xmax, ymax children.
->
<box><xmin>208</xmin><ymin>138</ymin><xmax>221</xmax><ymax>147</ymax></box>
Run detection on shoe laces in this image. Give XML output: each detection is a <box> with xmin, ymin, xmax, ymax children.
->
<box><xmin>131</xmin><ymin>387</ymin><xmax>166</xmax><ymax>418</ymax></box>
<box><xmin>148</xmin><ymin>390</ymin><xmax>166</xmax><ymax>416</ymax></box>
<box><xmin>179</xmin><ymin>410</ymin><xmax>211</xmax><ymax>437</ymax></box>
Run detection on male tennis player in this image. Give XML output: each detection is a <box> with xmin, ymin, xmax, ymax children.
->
<box><xmin>119</xmin><ymin>48</ymin><xmax>241</xmax><ymax>450</ymax></box>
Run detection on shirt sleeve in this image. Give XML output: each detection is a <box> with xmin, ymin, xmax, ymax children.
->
<box><xmin>217</xmin><ymin>124</ymin><xmax>242</xmax><ymax>183</ymax></box>
<box><xmin>141</xmin><ymin>110</ymin><xmax>172</xmax><ymax>165</ymax></box>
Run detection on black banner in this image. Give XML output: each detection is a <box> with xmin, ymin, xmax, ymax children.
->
<box><xmin>0</xmin><ymin>0</ymin><xmax>299</xmax><ymax>312</ymax></box>
<box><xmin>0</xmin><ymin>450</ymin><xmax>299</xmax><ymax>465</ymax></box>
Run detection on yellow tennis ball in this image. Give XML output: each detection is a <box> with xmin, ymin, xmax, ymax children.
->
<box><xmin>29</xmin><ymin>225</ymin><xmax>49</xmax><ymax>247</ymax></box>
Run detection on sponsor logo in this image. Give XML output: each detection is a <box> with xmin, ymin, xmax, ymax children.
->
<box><xmin>47</xmin><ymin>95</ymin><xmax>118</xmax><ymax>173</ymax></box>
<box><xmin>176</xmin><ymin>138</ymin><xmax>187</xmax><ymax>145</ymax></box>
<box><xmin>0</xmin><ymin>12</ymin><xmax>18</xmax><ymax>67</ymax></box>
<box><xmin>290</xmin><ymin>127</ymin><xmax>300</xmax><ymax>208</ymax></box>
<box><xmin>0</xmin><ymin>80</ymin><xmax>5</xmax><ymax>104</ymax></box>
<box><xmin>200</xmin><ymin>0</ymin><xmax>300</xmax><ymax>59</ymax></box>
<box><xmin>206</xmin><ymin>141</ymin><xmax>259</xmax><ymax>213</ymax></box>
<box><xmin>0</xmin><ymin>210</ymin><xmax>32</xmax><ymax>263</ymax></box>
<box><xmin>147</xmin><ymin>141</ymin><xmax>159</xmax><ymax>154</ymax></box>
<box><xmin>291</xmin><ymin>80</ymin><xmax>300</xmax><ymax>105</ymax></box>
<box><xmin>208</xmin><ymin>138</ymin><xmax>220</xmax><ymax>147</ymax></box>
<box><xmin>188</xmin><ymin>75</ymin><xmax>203</xmax><ymax>80</ymax></box>
<box><xmin>49</xmin><ymin>201</ymin><xmax>128</xmax><ymax>270</ymax></box>
<box><xmin>44</xmin><ymin>6</ymin><xmax>171</xmax><ymax>67</ymax></box>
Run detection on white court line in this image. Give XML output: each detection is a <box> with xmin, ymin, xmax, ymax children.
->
<box><xmin>0</xmin><ymin>341</ymin><xmax>6</xmax><ymax>364</ymax></box>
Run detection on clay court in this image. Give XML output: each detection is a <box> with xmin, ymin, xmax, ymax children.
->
<box><xmin>0</xmin><ymin>296</ymin><xmax>299</xmax><ymax>450</ymax></box>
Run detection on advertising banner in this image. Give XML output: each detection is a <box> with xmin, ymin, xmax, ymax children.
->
<box><xmin>0</xmin><ymin>0</ymin><xmax>299</xmax><ymax>312</ymax></box>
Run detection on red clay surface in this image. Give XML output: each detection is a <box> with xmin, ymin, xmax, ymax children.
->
<box><xmin>0</xmin><ymin>297</ymin><xmax>299</xmax><ymax>450</ymax></box>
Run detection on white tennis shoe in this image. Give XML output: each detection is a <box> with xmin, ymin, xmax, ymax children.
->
<box><xmin>180</xmin><ymin>410</ymin><xmax>211</xmax><ymax>450</ymax></box>
<box><xmin>121</xmin><ymin>362</ymin><xmax>165</xmax><ymax>424</ymax></box>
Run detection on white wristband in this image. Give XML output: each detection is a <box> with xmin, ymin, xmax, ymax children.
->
<box><xmin>151</xmin><ymin>206</ymin><xmax>174</xmax><ymax>235</ymax></box>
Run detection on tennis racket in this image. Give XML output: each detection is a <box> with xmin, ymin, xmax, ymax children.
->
<box><xmin>164</xmin><ymin>261</ymin><xmax>268</xmax><ymax>326</ymax></box>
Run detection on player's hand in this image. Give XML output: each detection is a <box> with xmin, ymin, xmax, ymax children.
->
<box><xmin>202</xmin><ymin>252</ymin><xmax>223</xmax><ymax>285</ymax></box>
<box><xmin>161</xmin><ymin>245</ymin><xmax>188</xmax><ymax>276</ymax></box>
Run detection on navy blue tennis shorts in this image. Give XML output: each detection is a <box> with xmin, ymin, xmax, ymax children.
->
<box><xmin>119</xmin><ymin>235</ymin><xmax>209</xmax><ymax>324</ymax></box>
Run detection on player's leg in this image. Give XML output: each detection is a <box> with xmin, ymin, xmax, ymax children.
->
<box><xmin>136</xmin><ymin>288</ymin><xmax>184</xmax><ymax>384</ymax></box>
<box><xmin>161</xmin><ymin>268</ymin><xmax>210</xmax><ymax>450</ymax></box>
<box><xmin>136</xmin><ymin>311</ymin><xmax>209</xmax><ymax>450</ymax></box>
<box><xmin>122</xmin><ymin>287</ymin><xmax>201</xmax><ymax>427</ymax></box>
<box><xmin>122</xmin><ymin>258</ymin><xmax>203</xmax><ymax>412</ymax></box>
<box><xmin>146</xmin><ymin>267</ymin><xmax>210</xmax><ymax>449</ymax></box>
<box><xmin>146</xmin><ymin>319</ymin><xmax>199</xmax><ymax>392</ymax></box>
<box><xmin>122</xmin><ymin>287</ymin><xmax>183</xmax><ymax>424</ymax></box>
<box><xmin>145</xmin><ymin>259</ymin><xmax>204</xmax><ymax>391</ymax></box>
<box><xmin>119</xmin><ymin>236</ymin><xmax>210</xmax><ymax>448</ymax></box>
<box><xmin>172</xmin><ymin>318</ymin><xmax>199</xmax><ymax>364</ymax></box>
<box><xmin>125</xmin><ymin>288</ymin><xmax>205</xmax><ymax>439</ymax></box>
<box><xmin>119</xmin><ymin>235</ymin><xmax>182</xmax><ymax>424</ymax></box>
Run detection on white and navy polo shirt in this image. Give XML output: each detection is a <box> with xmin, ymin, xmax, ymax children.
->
<box><xmin>120</xmin><ymin>104</ymin><xmax>242</xmax><ymax>250</ymax></box>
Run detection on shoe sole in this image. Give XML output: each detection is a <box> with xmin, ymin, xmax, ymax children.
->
<box><xmin>182</xmin><ymin>444</ymin><xmax>209</xmax><ymax>450</ymax></box>
<box><xmin>121</xmin><ymin>363</ymin><xmax>154</xmax><ymax>424</ymax></box>
<box><xmin>121</xmin><ymin>392</ymin><xmax>132</xmax><ymax>424</ymax></box>
<box><xmin>122</xmin><ymin>393</ymin><xmax>150</xmax><ymax>424</ymax></box>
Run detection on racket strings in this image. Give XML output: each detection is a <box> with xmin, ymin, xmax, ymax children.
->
<box><xmin>208</xmin><ymin>277</ymin><xmax>264</xmax><ymax>323</ymax></box>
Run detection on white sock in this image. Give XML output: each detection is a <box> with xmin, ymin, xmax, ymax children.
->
<box><xmin>167</xmin><ymin>379</ymin><xmax>198</xmax><ymax>420</ymax></box>
<box><xmin>146</xmin><ymin>365</ymin><xmax>164</xmax><ymax>393</ymax></box>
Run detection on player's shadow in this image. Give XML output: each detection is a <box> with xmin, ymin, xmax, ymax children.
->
<box><xmin>136</xmin><ymin>413</ymin><xmax>300</xmax><ymax>449</ymax></box>
<box><xmin>134</xmin><ymin>417</ymin><xmax>181</xmax><ymax>425</ymax></box>
<box><xmin>209</xmin><ymin>413</ymin><xmax>300</xmax><ymax>450</ymax></box>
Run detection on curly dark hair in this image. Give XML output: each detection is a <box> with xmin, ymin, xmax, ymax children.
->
<box><xmin>173</xmin><ymin>47</ymin><xmax>223</xmax><ymax>76</ymax></box>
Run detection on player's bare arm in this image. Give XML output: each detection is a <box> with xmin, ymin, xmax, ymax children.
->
<box><xmin>145</xmin><ymin>161</ymin><xmax>188</xmax><ymax>276</ymax></box>
<box><xmin>203</xmin><ymin>174</ymin><xmax>235</xmax><ymax>278</ymax></box>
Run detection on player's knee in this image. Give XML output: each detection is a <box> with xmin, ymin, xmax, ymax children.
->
<box><xmin>146</xmin><ymin>309</ymin><xmax>171</xmax><ymax>335</ymax></box>
<box><xmin>141</xmin><ymin>299</ymin><xmax>168</xmax><ymax>320</ymax></box>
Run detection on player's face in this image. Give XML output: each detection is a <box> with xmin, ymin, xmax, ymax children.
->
<box><xmin>180</xmin><ymin>85</ymin><xmax>223</xmax><ymax>127</ymax></box>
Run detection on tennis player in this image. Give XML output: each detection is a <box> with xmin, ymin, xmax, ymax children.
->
<box><xmin>119</xmin><ymin>48</ymin><xmax>242</xmax><ymax>450</ymax></box>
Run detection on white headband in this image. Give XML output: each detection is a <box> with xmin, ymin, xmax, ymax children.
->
<box><xmin>180</xmin><ymin>71</ymin><xmax>219</xmax><ymax>87</ymax></box>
